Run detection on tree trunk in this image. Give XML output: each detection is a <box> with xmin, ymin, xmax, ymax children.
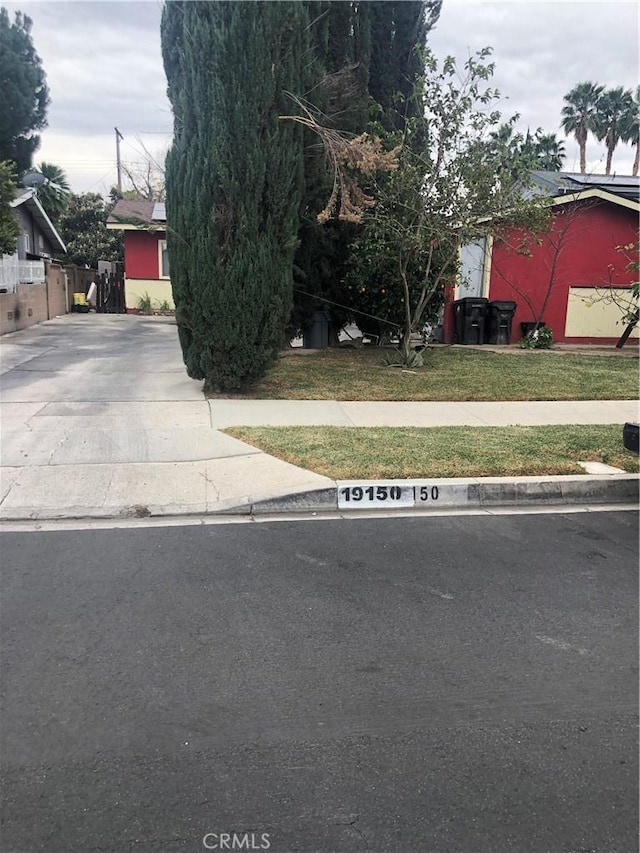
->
<box><xmin>605</xmin><ymin>145</ymin><xmax>614</xmax><ymax>176</ymax></box>
<box><xmin>399</xmin><ymin>258</ymin><xmax>413</xmax><ymax>364</ymax></box>
<box><xmin>399</xmin><ymin>331</ymin><xmax>413</xmax><ymax>364</ymax></box>
<box><xmin>633</xmin><ymin>144</ymin><xmax>639</xmax><ymax>178</ymax></box>
<box><xmin>580</xmin><ymin>142</ymin><xmax>586</xmax><ymax>174</ymax></box>
<box><xmin>616</xmin><ymin>309</ymin><xmax>639</xmax><ymax>348</ymax></box>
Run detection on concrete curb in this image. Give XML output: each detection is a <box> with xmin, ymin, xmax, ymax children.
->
<box><xmin>0</xmin><ymin>475</ymin><xmax>636</xmax><ymax>523</ymax></box>
<box><xmin>246</xmin><ymin>474</ymin><xmax>639</xmax><ymax>515</ymax></box>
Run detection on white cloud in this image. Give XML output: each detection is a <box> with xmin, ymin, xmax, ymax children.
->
<box><xmin>3</xmin><ymin>0</ymin><xmax>638</xmax><ymax>193</ymax></box>
<box><xmin>427</xmin><ymin>0</ymin><xmax>639</xmax><ymax>174</ymax></box>
<box><xmin>4</xmin><ymin>0</ymin><xmax>170</xmax><ymax>194</ymax></box>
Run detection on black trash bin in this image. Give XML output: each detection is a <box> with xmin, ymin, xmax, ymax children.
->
<box><xmin>623</xmin><ymin>422</ymin><xmax>639</xmax><ymax>455</ymax></box>
<box><xmin>453</xmin><ymin>297</ymin><xmax>488</xmax><ymax>344</ymax></box>
<box><xmin>303</xmin><ymin>310</ymin><xmax>330</xmax><ymax>349</ymax></box>
<box><xmin>487</xmin><ymin>300</ymin><xmax>517</xmax><ymax>345</ymax></box>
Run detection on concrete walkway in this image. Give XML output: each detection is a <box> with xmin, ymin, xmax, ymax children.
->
<box><xmin>1</xmin><ymin>315</ymin><xmax>637</xmax><ymax>521</ymax></box>
<box><xmin>207</xmin><ymin>398</ymin><xmax>640</xmax><ymax>427</ymax></box>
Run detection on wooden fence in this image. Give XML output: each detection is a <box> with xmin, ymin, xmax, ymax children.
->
<box><xmin>95</xmin><ymin>264</ymin><xmax>125</xmax><ymax>313</ymax></box>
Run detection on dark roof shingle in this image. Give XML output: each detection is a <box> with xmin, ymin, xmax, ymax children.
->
<box><xmin>107</xmin><ymin>199</ymin><xmax>165</xmax><ymax>227</ymax></box>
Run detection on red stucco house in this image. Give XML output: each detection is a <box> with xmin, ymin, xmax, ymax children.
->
<box><xmin>447</xmin><ymin>172</ymin><xmax>639</xmax><ymax>345</ymax></box>
<box><xmin>106</xmin><ymin>200</ymin><xmax>171</xmax><ymax>311</ymax></box>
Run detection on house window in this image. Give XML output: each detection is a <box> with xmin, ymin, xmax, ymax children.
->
<box><xmin>159</xmin><ymin>239</ymin><xmax>170</xmax><ymax>278</ymax></box>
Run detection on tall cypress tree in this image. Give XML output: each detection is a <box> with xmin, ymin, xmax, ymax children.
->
<box><xmin>369</xmin><ymin>2</ymin><xmax>442</xmax><ymax>133</ymax></box>
<box><xmin>293</xmin><ymin>1</ymin><xmax>441</xmax><ymax>340</ymax></box>
<box><xmin>291</xmin><ymin>1</ymin><xmax>371</xmax><ymax>338</ymax></box>
<box><xmin>161</xmin><ymin>1</ymin><xmax>307</xmax><ymax>390</ymax></box>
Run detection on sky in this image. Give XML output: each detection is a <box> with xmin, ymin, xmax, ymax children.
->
<box><xmin>4</xmin><ymin>0</ymin><xmax>639</xmax><ymax>196</ymax></box>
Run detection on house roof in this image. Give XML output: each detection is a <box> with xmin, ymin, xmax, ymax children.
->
<box><xmin>106</xmin><ymin>199</ymin><xmax>166</xmax><ymax>231</ymax></box>
<box><xmin>528</xmin><ymin>171</ymin><xmax>640</xmax><ymax>204</ymax></box>
<box><xmin>11</xmin><ymin>189</ymin><xmax>66</xmax><ymax>255</ymax></box>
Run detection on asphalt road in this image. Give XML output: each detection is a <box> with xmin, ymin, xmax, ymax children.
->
<box><xmin>1</xmin><ymin>511</ymin><xmax>638</xmax><ymax>853</ymax></box>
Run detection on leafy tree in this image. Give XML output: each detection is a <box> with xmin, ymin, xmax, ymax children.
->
<box><xmin>593</xmin><ymin>86</ymin><xmax>635</xmax><ymax>175</ymax></box>
<box><xmin>295</xmin><ymin>48</ymin><xmax>551</xmax><ymax>365</ymax></box>
<box><xmin>620</xmin><ymin>87</ymin><xmax>639</xmax><ymax>176</ymax></box>
<box><xmin>487</xmin><ymin>121</ymin><xmax>565</xmax><ymax>175</ymax></box>
<box><xmin>526</xmin><ymin>130</ymin><xmax>566</xmax><ymax>171</ymax></box>
<box><xmin>0</xmin><ymin>160</ymin><xmax>20</xmax><ymax>255</ymax></box>
<box><xmin>341</xmin><ymin>184</ymin><xmax>451</xmax><ymax>342</ymax></box>
<box><xmin>561</xmin><ymin>81</ymin><xmax>604</xmax><ymax>174</ymax></box>
<box><xmin>162</xmin><ymin>1</ymin><xmax>308</xmax><ymax>391</ymax></box>
<box><xmin>35</xmin><ymin>162</ymin><xmax>70</xmax><ymax>225</ymax></box>
<box><xmin>58</xmin><ymin>193</ymin><xmax>122</xmax><ymax>268</ymax></box>
<box><xmin>0</xmin><ymin>8</ymin><xmax>49</xmax><ymax>172</ymax></box>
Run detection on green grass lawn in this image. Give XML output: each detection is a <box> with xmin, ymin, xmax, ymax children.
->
<box><xmin>225</xmin><ymin>424</ymin><xmax>640</xmax><ymax>479</ymax></box>
<box><xmin>225</xmin><ymin>347</ymin><xmax>639</xmax><ymax>401</ymax></box>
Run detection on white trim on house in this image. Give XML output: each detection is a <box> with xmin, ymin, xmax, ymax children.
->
<box><xmin>106</xmin><ymin>222</ymin><xmax>164</xmax><ymax>232</ymax></box>
<box><xmin>481</xmin><ymin>234</ymin><xmax>494</xmax><ymax>297</ymax></box>
<box><xmin>158</xmin><ymin>239</ymin><xmax>170</xmax><ymax>279</ymax></box>
<box><xmin>10</xmin><ymin>189</ymin><xmax>66</xmax><ymax>254</ymax></box>
<box><xmin>549</xmin><ymin>187</ymin><xmax>640</xmax><ymax>213</ymax></box>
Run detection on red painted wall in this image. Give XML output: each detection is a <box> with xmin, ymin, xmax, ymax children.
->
<box><xmin>488</xmin><ymin>200</ymin><xmax>637</xmax><ymax>343</ymax></box>
<box><xmin>124</xmin><ymin>230</ymin><xmax>165</xmax><ymax>279</ymax></box>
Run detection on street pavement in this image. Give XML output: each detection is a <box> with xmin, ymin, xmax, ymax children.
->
<box><xmin>0</xmin><ymin>315</ymin><xmax>638</xmax><ymax>520</ymax></box>
<box><xmin>1</xmin><ymin>511</ymin><xmax>637</xmax><ymax>852</ymax></box>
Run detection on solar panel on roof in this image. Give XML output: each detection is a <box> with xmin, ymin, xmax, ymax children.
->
<box><xmin>152</xmin><ymin>202</ymin><xmax>166</xmax><ymax>221</ymax></box>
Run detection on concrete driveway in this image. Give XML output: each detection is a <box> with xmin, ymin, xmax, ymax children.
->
<box><xmin>0</xmin><ymin>315</ymin><xmax>331</xmax><ymax>519</ymax></box>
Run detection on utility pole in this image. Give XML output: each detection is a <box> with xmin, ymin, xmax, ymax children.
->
<box><xmin>115</xmin><ymin>127</ymin><xmax>124</xmax><ymax>192</ymax></box>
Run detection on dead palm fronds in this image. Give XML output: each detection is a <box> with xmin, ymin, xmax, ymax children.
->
<box><xmin>280</xmin><ymin>93</ymin><xmax>400</xmax><ymax>223</ymax></box>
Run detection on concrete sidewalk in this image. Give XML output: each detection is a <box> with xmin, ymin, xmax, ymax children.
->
<box><xmin>206</xmin><ymin>398</ymin><xmax>640</xmax><ymax>427</ymax></box>
<box><xmin>1</xmin><ymin>315</ymin><xmax>638</xmax><ymax>521</ymax></box>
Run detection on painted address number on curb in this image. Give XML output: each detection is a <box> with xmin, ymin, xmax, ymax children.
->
<box><xmin>337</xmin><ymin>483</ymin><xmax>470</xmax><ymax>510</ymax></box>
<box><xmin>338</xmin><ymin>484</ymin><xmax>415</xmax><ymax>508</ymax></box>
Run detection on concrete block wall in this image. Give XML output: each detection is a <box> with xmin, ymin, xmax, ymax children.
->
<box><xmin>0</xmin><ymin>283</ymin><xmax>49</xmax><ymax>334</ymax></box>
<box><xmin>0</xmin><ymin>262</ymin><xmax>96</xmax><ymax>335</ymax></box>
<box><xmin>46</xmin><ymin>263</ymin><xmax>68</xmax><ymax>319</ymax></box>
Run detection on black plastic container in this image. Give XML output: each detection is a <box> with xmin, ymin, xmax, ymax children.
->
<box><xmin>453</xmin><ymin>297</ymin><xmax>488</xmax><ymax>345</ymax></box>
<box><xmin>487</xmin><ymin>300</ymin><xmax>517</xmax><ymax>345</ymax></box>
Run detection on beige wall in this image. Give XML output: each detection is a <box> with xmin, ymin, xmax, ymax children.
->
<box><xmin>125</xmin><ymin>278</ymin><xmax>174</xmax><ymax>310</ymax></box>
<box><xmin>46</xmin><ymin>263</ymin><xmax>68</xmax><ymax>319</ymax></box>
<box><xmin>565</xmin><ymin>287</ymin><xmax>639</xmax><ymax>339</ymax></box>
<box><xmin>0</xmin><ymin>284</ymin><xmax>49</xmax><ymax>335</ymax></box>
<box><xmin>0</xmin><ymin>262</ymin><xmax>88</xmax><ymax>335</ymax></box>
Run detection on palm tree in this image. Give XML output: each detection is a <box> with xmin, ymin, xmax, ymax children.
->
<box><xmin>523</xmin><ymin>130</ymin><xmax>566</xmax><ymax>171</ymax></box>
<box><xmin>560</xmin><ymin>81</ymin><xmax>604</xmax><ymax>173</ymax></box>
<box><xmin>620</xmin><ymin>86</ymin><xmax>639</xmax><ymax>176</ymax></box>
<box><xmin>593</xmin><ymin>86</ymin><xmax>635</xmax><ymax>175</ymax></box>
<box><xmin>35</xmin><ymin>161</ymin><xmax>70</xmax><ymax>225</ymax></box>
